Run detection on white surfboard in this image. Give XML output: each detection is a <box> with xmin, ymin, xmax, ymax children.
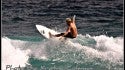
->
<box><xmin>36</xmin><ymin>15</ymin><xmax>76</xmax><ymax>39</ymax></box>
<box><xmin>36</xmin><ymin>25</ymin><xmax>60</xmax><ymax>39</ymax></box>
<box><xmin>36</xmin><ymin>25</ymin><xmax>73</xmax><ymax>45</ymax></box>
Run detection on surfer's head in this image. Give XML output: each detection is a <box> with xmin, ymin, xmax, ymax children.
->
<box><xmin>66</xmin><ymin>18</ymin><xmax>72</xmax><ymax>25</ymax></box>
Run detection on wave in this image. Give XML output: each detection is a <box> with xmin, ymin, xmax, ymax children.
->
<box><xmin>2</xmin><ymin>37</ymin><xmax>30</xmax><ymax>70</ymax></box>
<box><xmin>2</xmin><ymin>34</ymin><xmax>123</xmax><ymax>69</ymax></box>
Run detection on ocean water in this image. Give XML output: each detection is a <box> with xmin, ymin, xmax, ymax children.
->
<box><xmin>2</xmin><ymin>0</ymin><xmax>124</xmax><ymax>70</ymax></box>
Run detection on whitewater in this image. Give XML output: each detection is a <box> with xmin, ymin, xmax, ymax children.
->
<box><xmin>2</xmin><ymin>34</ymin><xmax>123</xmax><ymax>70</ymax></box>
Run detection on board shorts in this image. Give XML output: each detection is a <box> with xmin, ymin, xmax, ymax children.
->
<box><xmin>59</xmin><ymin>32</ymin><xmax>76</xmax><ymax>38</ymax></box>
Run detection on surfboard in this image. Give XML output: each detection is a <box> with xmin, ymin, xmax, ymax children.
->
<box><xmin>36</xmin><ymin>25</ymin><xmax>60</xmax><ymax>39</ymax></box>
<box><xmin>36</xmin><ymin>15</ymin><xmax>76</xmax><ymax>39</ymax></box>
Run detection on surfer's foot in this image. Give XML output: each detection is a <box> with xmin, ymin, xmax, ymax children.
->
<box><xmin>49</xmin><ymin>32</ymin><xmax>53</xmax><ymax>38</ymax></box>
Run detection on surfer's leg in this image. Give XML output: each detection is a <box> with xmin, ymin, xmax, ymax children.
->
<box><xmin>64</xmin><ymin>32</ymin><xmax>75</xmax><ymax>38</ymax></box>
<box><xmin>49</xmin><ymin>32</ymin><xmax>64</xmax><ymax>37</ymax></box>
<box><xmin>55</xmin><ymin>33</ymin><xmax>64</xmax><ymax>37</ymax></box>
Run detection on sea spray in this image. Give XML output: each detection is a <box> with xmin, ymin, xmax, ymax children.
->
<box><xmin>2</xmin><ymin>34</ymin><xmax>123</xmax><ymax>69</ymax></box>
<box><xmin>2</xmin><ymin>37</ymin><xmax>30</xmax><ymax>70</ymax></box>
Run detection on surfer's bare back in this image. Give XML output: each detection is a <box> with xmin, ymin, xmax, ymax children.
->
<box><xmin>49</xmin><ymin>15</ymin><xmax>78</xmax><ymax>38</ymax></box>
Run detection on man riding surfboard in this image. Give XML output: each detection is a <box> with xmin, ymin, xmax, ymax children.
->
<box><xmin>49</xmin><ymin>15</ymin><xmax>78</xmax><ymax>39</ymax></box>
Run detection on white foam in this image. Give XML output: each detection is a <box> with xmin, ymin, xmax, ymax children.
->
<box><xmin>82</xmin><ymin>35</ymin><xmax>123</xmax><ymax>63</ymax></box>
<box><xmin>2</xmin><ymin>37</ymin><xmax>30</xmax><ymax>70</ymax></box>
<box><xmin>1</xmin><ymin>34</ymin><xmax>123</xmax><ymax>69</ymax></box>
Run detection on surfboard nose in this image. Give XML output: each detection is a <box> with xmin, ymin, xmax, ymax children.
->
<box><xmin>36</xmin><ymin>25</ymin><xmax>40</xmax><ymax>27</ymax></box>
<box><xmin>36</xmin><ymin>25</ymin><xmax>43</xmax><ymax>29</ymax></box>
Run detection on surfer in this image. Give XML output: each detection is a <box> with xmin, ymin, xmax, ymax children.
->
<box><xmin>49</xmin><ymin>16</ymin><xmax>78</xmax><ymax>39</ymax></box>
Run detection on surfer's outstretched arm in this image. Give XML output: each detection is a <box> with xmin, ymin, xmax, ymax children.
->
<box><xmin>73</xmin><ymin>15</ymin><xmax>76</xmax><ymax>22</ymax></box>
<box><xmin>71</xmin><ymin>15</ymin><xmax>76</xmax><ymax>24</ymax></box>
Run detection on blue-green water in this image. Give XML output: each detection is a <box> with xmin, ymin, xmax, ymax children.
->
<box><xmin>2</xmin><ymin>35</ymin><xmax>123</xmax><ymax>70</ymax></box>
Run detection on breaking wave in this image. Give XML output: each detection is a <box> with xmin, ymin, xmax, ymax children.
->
<box><xmin>2</xmin><ymin>34</ymin><xmax>123</xmax><ymax>69</ymax></box>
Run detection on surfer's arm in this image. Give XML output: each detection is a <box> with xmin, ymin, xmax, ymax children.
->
<box><xmin>62</xmin><ymin>27</ymin><xmax>70</xmax><ymax>37</ymax></box>
<box><xmin>71</xmin><ymin>15</ymin><xmax>76</xmax><ymax>24</ymax></box>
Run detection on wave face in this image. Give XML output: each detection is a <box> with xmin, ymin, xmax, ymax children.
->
<box><xmin>2</xmin><ymin>34</ymin><xmax>123</xmax><ymax>70</ymax></box>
